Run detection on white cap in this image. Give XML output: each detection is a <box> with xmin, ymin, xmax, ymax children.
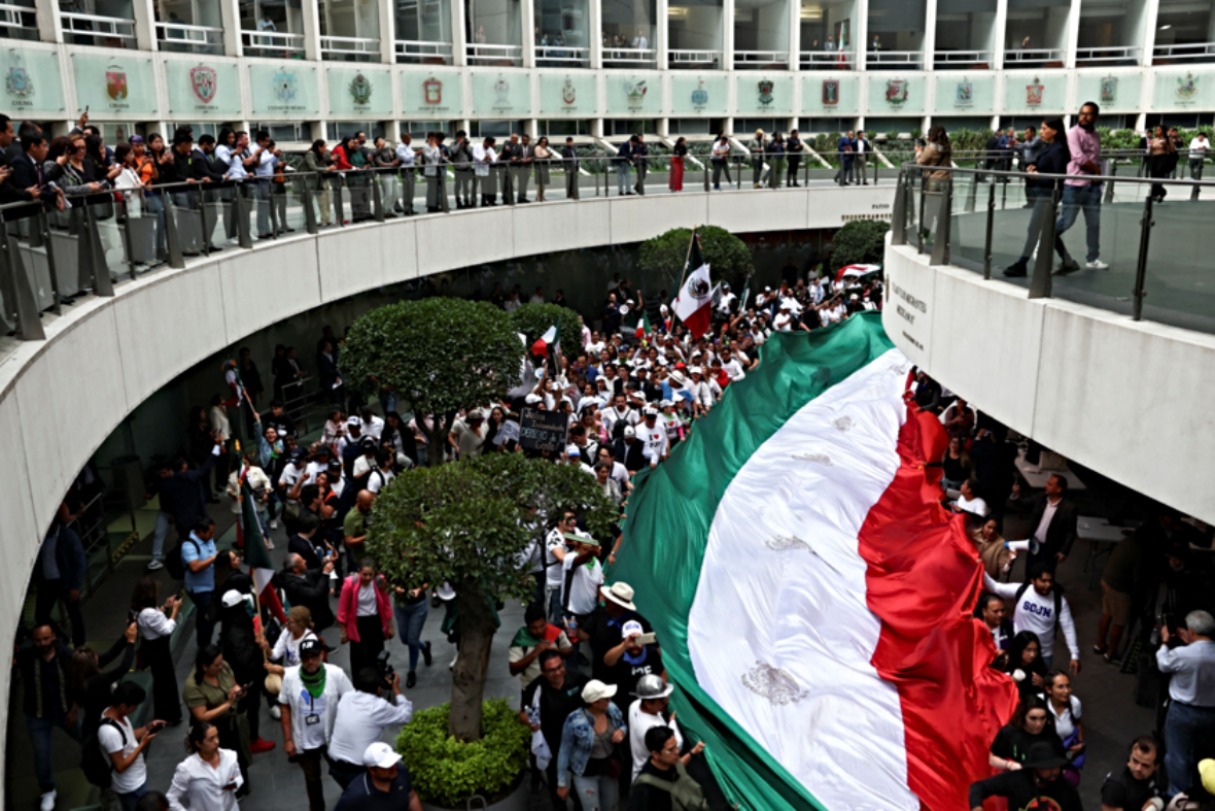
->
<box><xmin>581</xmin><ymin>679</ymin><xmax>618</xmax><ymax>703</ymax></box>
<box><xmin>624</xmin><ymin>425</ymin><xmax>637</xmax><ymax>438</ymax></box>
<box><xmin>525</xmin><ymin>393</ymin><xmax>543</xmax><ymax>405</ymax></box>
<box><xmin>221</xmin><ymin>590</ymin><xmax>246</xmax><ymax>609</ymax></box>
<box><xmin>362</xmin><ymin>742</ymin><xmax>402</xmax><ymax>769</ymax></box>
<box><xmin>565</xmin><ymin>444</ymin><xmax>581</xmax><ymax>457</ymax></box>
<box><xmin>346</xmin><ymin>415</ymin><xmax>362</xmax><ymax>427</ymax></box>
<box><xmin>643</xmin><ymin>406</ymin><xmax>659</xmax><ymax>417</ymax></box>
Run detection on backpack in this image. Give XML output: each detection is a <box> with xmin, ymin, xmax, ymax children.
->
<box><xmin>634</xmin><ymin>762</ymin><xmax>710</xmax><ymax>811</ymax></box>
<box><xmin>1014</xmin><ymin>581</ymin><xmax>1064</xmax><ymax>638</ymax></box>
<box><xmin>81</xmin><ymin>717</ymin><xmax>126</xmax><ymax>789</ymax></box>
<box><xmin>165</xmin><ymin>537</ymin><xmax>201</xmax><ymax>581</ymax></box>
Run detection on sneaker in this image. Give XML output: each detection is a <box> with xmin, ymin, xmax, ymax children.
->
<box><xmin>1086</xmin><ymin>258</ymin><xmax>1110</xmax><ymax>270</ymax></box>
<box><xmin>1003</xmin><ymin>262</ymin><xmax>1028</xmax><ymax>278</ymax></box>
<box><xmin>249</xmin><ymin>738</ymin><xmax>276</xmax><ymax>754</ymax></box>
<box><xmin>1055</xmin><ymin>261</ymin><xmax>1081</xmax><ymax>276</ymax></box>
<box><xmin>422</xmin><ymin>640</ymin><xmax>433</xmax><ymax>667</ymax></box>
<box><xmin>449</xmin><ymin>653</ymin><xmax>459</xmax><ymax>670</ymax></box>
<box><xmin>269</xmin><ymin>519</ymin><xmax>278</xmax><ymax>530</ymax></box>
<box><xmin>406</xmin><ymin>671</ymin><xmax>417</xmax><ymax>689</ymax></box>
<box><xmin>40</xmin><ymin>790</ymin><xmax>56</xmax><ymax>811</ymax></box>
<box><xmin>269</xmin><ymin>705</ymin><xmax>281</xmax><ymax>720</ymax></box>
<box><xmin>146</xmin><ymin>559</ymin><xmax>164</xmax><ymax>571</ymax></box>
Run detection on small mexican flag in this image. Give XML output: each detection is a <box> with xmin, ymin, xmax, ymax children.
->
<box><xmin>613</xmin><ymin>313</ymin><xmax>1017</xmax><ymax>810</ymax></box>
<box><xmin>531</xmin><ymin>318</ymin><xmax>560</xmax><ymax>358</ymax></box>
<box><xmin>633</xmin><ymin>310</ymin><xmax>652</xmax><ymax>340</ymax></box>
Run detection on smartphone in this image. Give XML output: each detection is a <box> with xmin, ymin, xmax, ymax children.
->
<box><xmin>636</xmin><ymin>632</ymin><xmax>657</xmax><ymax>646</ymax></box>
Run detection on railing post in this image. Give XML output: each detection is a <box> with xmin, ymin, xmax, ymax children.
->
<box><xmin>1191</xmin><ymin>160</ymin><xmax>1202</xmax><ymax>201</ymax></box>
<box><xmin>964</xmin><ymin>172</ymin><xmax>978</xmax><ymax>213</ymax></box>
<box><xmin>84</xmin><ymin>203</ymin><xmax>116</xmax><ymax>294</ymax></box>
<box><xmin>334</xmin><ymin>178</ymin><xmax>347</xmax><ymax>226</ymax></box>
<box><xmin>267</xmin><ymin>182</ymin><xmax>281</xmax><ymax>237</ymax></box>
<box><xmin>37</xmin><ymin>209</ymin><xmax>64</xmax><ymax>313</ymax></box>
<box><xmin>930</xmin><ymin>178</ymin><xmax>952</xmax><ymax>266</ymax></box>
<box><xmin>0</xmin><ymin>220</ymin><xmax>44</xmax><ymax>339</ymax></box>
<box><xmin>1105</xmin><ymin>161</ymin><xmax>1118</xmax><ymax>204</ymax></box>
<box><xmin>162</xmin><ymin>195</ymin><xmax>186</xmax><ymax>270</ymax></box>
<box><xmin>890</xmin><ymin>172</ymin><xmax>908</xmax><ymax>246</ymax></box>
<box><xmin>916</xmin><ymin>179</ymin><xmax>926</xmax><ymax>255</ymax></box>
<box><xmin>372</xmin><ymin>173</ymin><xmax>385</xmax><ymax>221</ymax></box>
<box><xmin>1132</xmin><ymin>194</ymin><xmax>1155</xmax><ymax>321</ymax></box>
<box><xmin>983</xmin><ymin>180</ymin><xmax>996</xmax><ymax>280</ymax></box>
<box><xmin>302</xmin><ymin>185</ymin><xmax>319</xmax><ymax>235</ymax></box>
<box><xmin>118</xmin><ymin>197</ymin><xmax>138</xmax><ymax>280</ymax></box>
<box><xmin>234</xmin><ymin>183</ymin><xmax>253</xmax><ymax>248</ymax></box>
<box><xmin>198</xmin><ymin>189</ymin><xmax>212</xmax><ymax>257</ymax></box>
<box><xmin>1029</xmin><ymin>184</ymin><xmax>1060</xmax><ymax>299</ymax></box>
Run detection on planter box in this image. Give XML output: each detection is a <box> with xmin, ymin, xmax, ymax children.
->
<box><xmin>420</xmin><ymin>774</ymin><xmax>530</xmax><ymax>811</ymax></box>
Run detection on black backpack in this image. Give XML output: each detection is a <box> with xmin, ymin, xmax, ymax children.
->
<box><xmin>165</xmin><ymin>537</ymin><xmax>200</xmax><ymax>581</ymax></box>
<box><xmin>81</xmin><ymin>717</ymin><xmax>126</xmax><ymax>789</ymax></box>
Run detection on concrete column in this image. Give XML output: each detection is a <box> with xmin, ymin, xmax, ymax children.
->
<box><xmin>992</xmin><ymin>0</ymin><xmax>1008</xmax><ymax>69</ymax></box>
<box><xmin>788</xmin><ymin>0</ymin><xmax>801</xmax><ymax>70</ymax></box>
<box><xmin>589</xmin><ymin>0</ymin><xmax>603</xmax><ymax>68</ymax></box>
<box><xmin>33</xmin><ymin>0</ymin><xmax>64</xmax><ymax>43</ymax></box>
<box><xmin>656</xmin><ymin>0</ymin><xmax>669</xmax><ymax>69</ymax></box>
<box><xmin>452</xmin><ymin>0</ymin><xmax>468</xmax><ymax>65</ymax></box>
<box><xmin>303</xmin><ymin>0</ymin><xmax>323</xmax><ymax>61</ymax></box>
<box><xmin>219</xmin><ymin>0</ymin><xmax>243</xmax><ymax>57</ymax></box>
<box><xmin>522</xmin><ymin>0</ymin><xmax>537</xmax><ymax>67</ymax></box>
<box><xmin>1063</xmin><ymin>0</ymin><xmax>1080</xmax><ymax>68</ymax></box>
<box><xmin>853</xmin><ymin>0</ymin><xmax>868</xmax><ymax>71</ymax></box>
<box><xmin>921</xmin><ymin>0</ymin><xmax>936</xmax><ymax>69</ymax></box>
<box><xmin>722</xmin><ymin>0</ymin><xmax>735</xmax><ymax>70</ymax></box>
<box><xmin>380</xmin><ymin>0</ymin><xmax>397</xmax><ymax>63</ymax></box>
<box><xmin>1140</xmin><ymin>0</ymin><xmax>1160</xmax><ymax>66</ymax></box>
<box><xmin>132</xmin><ymin>0</ymin><xmax>157</xmax><ymax>52</ymax></box>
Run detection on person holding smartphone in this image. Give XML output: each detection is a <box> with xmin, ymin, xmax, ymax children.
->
<box><xmin>166</xmin><ymin>721</ymin><xmax>243</xmax><ymax>810</ymax></box>
<box><xmin>99</xmin><ymin>681</ymin><xmax>163</xmax><ymax>811</ymax></box>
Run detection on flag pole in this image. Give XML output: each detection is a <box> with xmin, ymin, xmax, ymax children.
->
<box><xmin>676</xmin><ymin>226</ymin><xmax>699</xmax><ymax>293</ymax></box>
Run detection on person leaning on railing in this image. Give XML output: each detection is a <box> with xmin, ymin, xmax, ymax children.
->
<box><xmin>914</xmin><ymin>125</ymin><xmax>952</xmax><ymax>238</ymax></box>
<box><xmin>303</xmin><ymin>140</ymin><xmax>336</xmax><ymax>227</ymax></box>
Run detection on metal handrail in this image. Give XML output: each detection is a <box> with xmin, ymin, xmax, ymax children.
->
<box><xmin>240</xmin><ymin>29</ymin><xmax>306</xmax><ymax>53</ymax></box>
<box><xmin>155</xmin><ymin>21</ymin><xmax>223</xmax><ymax>45</ymax></box>
<box><xmin>603</xmin><ymin>47</ymin><xmax>656</xmax><ymax>63</ymax></box>
<box><xmin>60</xmin><ymin>10</ymin><xmax>136</xmax><ymax>38</ymax></box>
<box><xmin>867</xmin><ymin>50</ymin><xmax>924</xmax><ymax>64</ymax></box>
<box><xmin>734</xmin><ymin>50</ymin><xmax>789</xmax><ymax>65</ymax></box>
<box><xmin>1152</xmin><ymin>41</ymin><xmax>1215</xmax><ymax>58</ymax></box>
<box><xmin>395</xmin><ymin>39</ymin><xmax>454</xmax><ymax>59</ymax></box>
<box><xmin>535</xmin><ymin>45</ymin><xmax>589</xmax><ymax>62</ymax></box>
<box><xmin>320</xmin><ymin>34</ymin><xmax>382</xmax><ymax>55</ymax></box>
<box><xmin>1075</xmin><ymin>45</ymin><xmax>1139</xmax><ymax>63</ymax></box>
<box><xmin>933</xmin><ymin>49</ymin><xmax>991</xmax><ymax>65</ymax></box>
<box><xmin>466</xmin><ymin>43</ymin><xmax>523</xmax><ymax>63</ymax></box>
<box><xmin>669</xmin><ymin>48</ymin><xmax>720</xmax><ymax>65</ymax></box>
<box><xmin>801</xmin><ymin>51</ymin><xmax>853</xmax><ymax>65</ymax></box>
<box><xmin>0</xmin><ymin>2</ymin><xmax>35</xmax><ymax>29</ymax></box>
<box><xmin>1004</xmin><ymin>47</ymin><xmax>1065</xmax><ymax>62</ymax></box>
<box><xmin>893</xmin><ymin>161</ymin><xmax>1215</xmax><ymax>328</ymax></box>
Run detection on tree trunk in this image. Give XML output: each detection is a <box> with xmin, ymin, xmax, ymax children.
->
<box><xmin>448</xmin><ymin>581</ymin><xmax>497</xmax><ymax>741</ymax></box>
<box><xmin>428</xmin><ymin>417</ymin><xmax>446</xmax><ymax>467</ymax></box>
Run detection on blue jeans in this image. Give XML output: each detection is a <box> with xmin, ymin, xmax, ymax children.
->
<box><xmin>571</xmin><ymin>771</ymin><xmax>619</xmax><ymax>811</ymax></box>
<box><xmin>1054</xmin><ymin>184</ymin><xmax>1102</xmax><ymax>263</ymax></box>
<box><xmin>393</xmin><ymin>599</ymin><xmax>429</xmax><ymax>672</ymax></box>
<box><xmin>1164</xmin><ymin>701</ymin><xmax>1215</xmax><ymax>796</ymax></box>
<box><xmin>546</xmin><ymin>583</ymin><xmax>564</xmax><ymax>625</ymax></box>
<box><xmin>27</xmin><ymin>715</ymin><xmax>74</xmax><ymax>791</ymax></box>
<box><xmin>151</xmin><ymin>510</ymin><xmax>170</xmax><ymax>562</ymax></box>
<box><xmin>616</xmin><ymin>163</ymin><xmax>631</xmax><ymax>194</ymax></box>
<box><xmin>118</xmin><ymin>784</ymin><xmax>148</xmax><ymax>811</ymax></box>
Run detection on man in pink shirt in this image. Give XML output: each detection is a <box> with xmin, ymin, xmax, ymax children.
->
<box><xmin>1055</xmin><ymin>102</ymin><xmax>1110</xmax><ymax>274</ymax></box>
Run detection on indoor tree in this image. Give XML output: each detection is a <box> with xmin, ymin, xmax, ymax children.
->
<box><xmin>366</xmin><ymin>453</ymin><xmax>617</xmax><ymax>740</ymax></box>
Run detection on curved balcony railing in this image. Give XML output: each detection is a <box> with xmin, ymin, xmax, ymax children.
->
<box><xmin>320</xmin><ymin>34</ymin><xmax>382</xmax><ymax>60</ymax></box>
<box><xmin>669</xmin><ymin>48</ymin><xmax>720</xmax><ymax>67</ymax></box>
<box><xmin>155</xmin><ymin>21</ymin><xmax>224</xmax><ymax>54</ymax></box>
<box><xmin>1152</xmin><ymin>41</ymin><xmax>1215</xmax><ymax>62</ymax></box>
<box><xmin>734</xmin><ymin>49</ymin><xmax>789</xmax><ymax>67</ymax></box>
<box><xmin>801</xmin><ymin>50</ymin><xmax>853</xmax><ymax>68</ymax></box>
<box><xmin>0</xmin><ymin>154</ymin><xmax>889</xmax><ymax>343</ymax></box>
<box><xmin>535</xmin><ymin>45</ymin><xmax>589</xmax><ymax>65</ymax></box>
<box><xmin>395</xmin><ymin>38</ymin><xmax>454</xmax><ymax>63</ymax></box>
<box><xmin>889</xmin><ymin>156</ymin><xmax>1215</xmax><ymax>334</ymax></box>
<box><xmin>866</xmin><ymin>50</ymin><xmax>923</xmax><ymax>69</ymax></box>
<box><xmin>1003</xmin><ymin>47</ymin><xmax>1065</xmax><ymax>66</ymax></box>
<box><xmin>1075</xmin><ymin>45</ymin><xmax>1139</xmax><ymax>65</ymax></box>
<box><xmin>59</xmin><ymin>10</ymin><xmax>135</xmax><ymax>44</ymax></box>
<box><xmin>465</xmin><ymin>42</ymin><xmax>522</xmax><ymax>64</ymax></box>
<box><xmin>603</xmin><ymin>46</ymin><xmax>656</xmax><ymax>66</ymax></box>
<box><xmin>933</xmin><ymin>49</ymin><xmax>992</xmax><ymax>68</ymax></box>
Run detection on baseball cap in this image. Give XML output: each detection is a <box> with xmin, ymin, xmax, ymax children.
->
<box><xmin>299</xmin><ymin>638</ymin><xmax>324</xmax><ymax>659</ymax></box>
<box><xmin>565</xmin><ymin>444</ymin><xmax>581</xmax><ymax>457</ymax></box>
<box><xmin>363</xmin><ymin>741</ymin><xmax>402</xmax><ymax>769</ymax></box>
<box><xmin>621</xmin><ymin>619</ymin><xmax>644</xmax><ymax>639</ymax></box>
<box><xmin>623</xmin><ymin>425</ymin><xmax>637</xmax><ymax>438</ymax></box>
<box><xmin>128</xmin><ymin>134</ymin><xmax>144</xmax><ymax>145</ymax></box>
<box><xmin>221</xmin><ymin>590</ymin><xmax>246</xmax><ymax>609</ymax></box>
<box><xmin>643</xmin><ymin>407</ymin><xmax>658</xmax><ymax>418</ymax></box>
<box><xmin>581</xmin><ymin>679</ymin><xmax>618</xmax><ymax>703</ymax></box>
<box><xmin>346</xmin><ymin>415</ymin><xmax>362</xmax><ymax>427</ymax></box>
<box><xmin>525</xmin><ymin>393</ymin><xmax>543</xmax><ymax>405</ymax></box>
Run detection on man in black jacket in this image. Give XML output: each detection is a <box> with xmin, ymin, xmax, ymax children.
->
<box><xmin>282</xmin><ymin>552</ymin><xmax>335</xmax><ymax>629</ymax></box>
<box><xmin>1025</xmin><ymin>474</ymin><xmax>1079</xmax><ymax>578</ymax></box>
<box><xmin>968</xmin><ymin>742</ymin><xmax>1082</xmax><ymax>811</ymax></box>
<box><xmin>6</xmin><ymin>132</ymin><xmax>60</xmax><ymax>210</ymax></box>
<box><xmin>561</xmin><ymin>137</ymin><xmax>579</xmax><ymax>199</ymax></box>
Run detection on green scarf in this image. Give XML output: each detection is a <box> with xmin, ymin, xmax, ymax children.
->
<box><xmin>511</xmin><ymin>626</ymin><xmax>543</xmax><ymax>648</ymax></box>
<box><xmin>300</xmin><ymin>665</ymin><xmax>327</xmax><ymax>699</ymax></box>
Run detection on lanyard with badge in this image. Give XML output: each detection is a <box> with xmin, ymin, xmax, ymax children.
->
<box><xmin>304</xmin><ymin>691</ymin><xmax>321</xmax><ymax>726</ymax></box>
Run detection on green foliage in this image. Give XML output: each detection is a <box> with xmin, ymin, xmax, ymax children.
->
<box><xmin>366</xmin><ymin>453</ymin><xmax>617</xmax><ymax>626</ymax></box>
<box><xmin>829</xmin><ymin>220</ymin><xmax>891</xmax><ymax>271</ymax></box>
<box><xmin>340</xmin><ymin>297</ymin><xmax>523</xmax><ymax>416</ymax></box>
<box><xmin>638</xmin><ymin>225</ymin><xmax>753</xmax><ymax>288</ymax></box>
<box><xmin>508</xmin><ymin>303</ymin><xmax>584</xmax><ymax>355</ymax></box>
<box><xmin>396</xmin><ymin>700</ymin><xmax>529</xmax><ymax>807</ymax></box>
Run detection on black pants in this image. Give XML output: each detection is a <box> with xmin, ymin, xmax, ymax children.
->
<box><xmin>188</xmin><ymin>589</ymin><xmax>216</xmax><ymax>649</ymax></box>
<box><xmin>142</xmin><ymin>634</ymin><xmax>182</xmax><ymax>724</ymax></box>
<box><xmin>351</xmin><ymin>615</ymin><xmax>385</xmax><ymax>676</ymax></box>
<box><xmin>328</xmin><ymin>758</ymin><xmax>363</xmax><ymax>790</ymax></box>
<box><xmin>35</xmin><ymin>580</ymin><xmax>85</xmax><ymax>647</ymax></box>
<box><xmin>296</xmin><ymin>746</ymin><xmax>327</xmax><ymax>811</ymax></box>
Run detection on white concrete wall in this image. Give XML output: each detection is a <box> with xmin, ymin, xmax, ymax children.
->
<box><xmin>0</xmin><ymin>185</ymin><xmax>891</xmax><ymax>799</ymax></box>
<box><xmin>882</xmin><ymin>241</ymin><xmax>1215</xmax><ymax>524</ymax></box>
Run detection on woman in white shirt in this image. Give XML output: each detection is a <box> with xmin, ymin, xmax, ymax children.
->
<box><xmin>258</xmin><ymin>606</ymin><xmax>318</xmax><ymax>719</ymax></box>
<box><xmin>1040</xmin><ymin>671</ymin><xmax>1086</xmax><ymax>763</ymax></box>
<box><xmin>167</xmin><ymin>721</ymin><xmax>243</xmax><ymax>810</ymax></box>
<box><xmin>133</xmin><ymin>574</ymin><xmax>184</xmax><ymax>726</ymax></box>
<box><xmin>113</xmin><ymin>143</ymin><xmax>146</xmax><ymax>218</ymax></box>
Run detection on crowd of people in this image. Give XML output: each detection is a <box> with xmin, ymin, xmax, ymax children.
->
<box><xmin>15</xmin><ymin>235</ymin><xmax>1215</xmax><ymax>811</ymax></box>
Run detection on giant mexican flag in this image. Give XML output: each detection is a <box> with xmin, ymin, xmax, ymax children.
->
<box><xmin>613</xmin><ymin>313</ymin><xmax>1017</xmax><ymax>810</ymax></box>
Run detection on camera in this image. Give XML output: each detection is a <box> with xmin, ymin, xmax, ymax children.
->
<box><xmin>375</xmin><ymin>649</ymin><xmax>395</xmax><ymax>691</ymax></box>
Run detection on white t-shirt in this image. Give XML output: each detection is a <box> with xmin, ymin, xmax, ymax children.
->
<box><xmin>138</xmin><ymin>606</ymin><xmax>176</xmax><ymax>641</ymax></box>
<box><xmin>166</xmin><ymin>749</ymin><xmax>242</xmax><ymax>811</ymax></box>
<box><xmin>99</xmin><ymin>714</ymin><xmax>145</xmax><ymax>793</ymax></box>
<box><xmin>327</xmin><ymin>690</ymin><xmax>413</xmax><ymax>766</ymax></box>
<box><xmin>1040</xmin><ymin>693</ymin><xmax>1082</xmax><ymax>740</ymax></box>
<box><xmin>955</xmin><ymin>494</ymin><xmax>989</xmax><ymax>517</ymax></box>
<box><xmin>270</xmin><ymin>629</ymin><xmax>317</xmax><ymax>667</ymax></box>
<box><xmin>279</xmin><ymin>664</ymin><xmax>353</xmax><ymax>751</ymax></box>
<box><xmin>628</xmin><ymin>700</ymin><xmax>683</xmax><ymax>782</ymax></box>
<box><xmin>638</xmin><ymin>422</ymin><xmax>669</xmax><ymax>466</ymax></box>
<box><xmin>984</xmin><ymin>574</ymin><xmax>1080</xmax><ymax>661</ymax></box>
<box><xmin>562</xmin><ymin>554</ymin><xmax>604</xmax><ymax>615</ymax></box>
<box><xmin>545</xmin><ymin>528</ymin><xmax>568</xmax><ymax>589</ymax></box>
<box><xmin>357</xmin><ymin>582</ymin><xmax>378</xmax><ymax>616</ymax></box>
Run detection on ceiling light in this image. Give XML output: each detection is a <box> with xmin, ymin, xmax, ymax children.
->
<box><xmin>1159</xmin><ymin>23</ymin><xmax>1172</xmax><ymax>29</ymax></box>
